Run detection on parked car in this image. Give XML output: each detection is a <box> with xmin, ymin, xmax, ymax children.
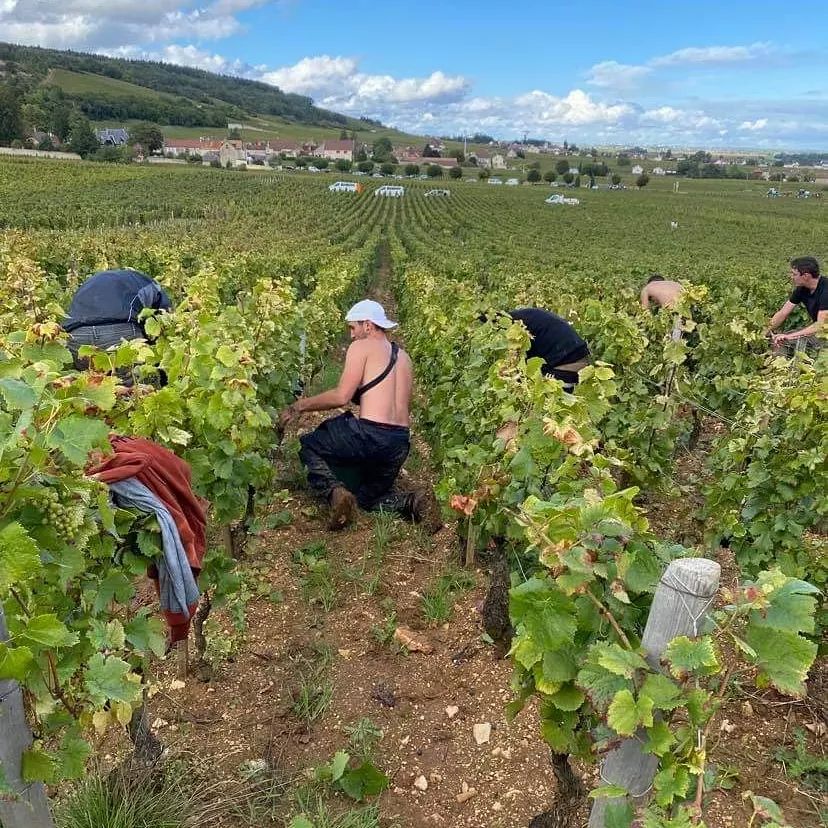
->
<box><xmin>424</xmin><ymin>189</ymin><xmax>451</xmax><ymax>197</ymax></box>
<box><xmin>375</xmin><ymin>185</ymin><xmax>405</xmax><ymax>198</ymax></box>
<box><xmin>545</xmin><ymin>194</ymin><xmax>580</xmax><ymax>206</ymax></box>
<box><xmin>329</xmin><ymin>181</ymin><xmax>360</xmax><ymax>193</ymax></box>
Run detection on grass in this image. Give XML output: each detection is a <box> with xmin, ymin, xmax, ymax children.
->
<box><xmin>293</xmin><ymin>540</ymin><xmax>337</xmax><ymax>611</ymax></box>
<box><xmin>46</xmin><ymin>69</ymin><xmax>180</xmax><ymax>102</ymax></box>
<box><xmin>56</xmin><ymin>762</ymin><xmax>207</xmax><ymax>828</ymax></box>
<box><xmin>370</xmin><ymin>599</ymin><xmax>399</xmax><ymax>649</ymax></box>
<box><xmin>290</xmin><ymin>642</ymin><xmax>334</xmax><ymax>727</ymax></box>
<box><xmin>774</xmin><ymin>729</ymin><xmax>828</xmax><ymax>792</ymax></box>
<box><xmin>421</xmin><ymin>568</ymin><xmax>476</xmax><ymax>625</ymax></box>
<box><xmin>344</xmin><ymin>718</ymin><xmax>384</xmax><ymax>762</ymax></box>
<box><xmin>290</xmin><ymin>792</ymin><xmax>384</xmax><ymax>828</ymax></box>
<box><xmin>342</xmin><ymin>508</ymin><xmax>397</xmax><ymax>596</ymax></box>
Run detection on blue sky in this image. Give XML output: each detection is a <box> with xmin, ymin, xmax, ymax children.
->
<box><xmin>3</xmin><ymin>0</ymin><xmax>828</xmax><ymax>149</ymax></box>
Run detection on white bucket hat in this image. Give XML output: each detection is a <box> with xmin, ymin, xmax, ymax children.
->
<box><xmin>345</xmin><ymin>299</ymin><xmax>398</xmax><ymax>329</ymax></box>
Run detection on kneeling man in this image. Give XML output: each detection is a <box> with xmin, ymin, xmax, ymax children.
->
<box><xmin>279</xmin><ymin>300</ymin><xmax>432</xmax><ymax>530</ymax></box>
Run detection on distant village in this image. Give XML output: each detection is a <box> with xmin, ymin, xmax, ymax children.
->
<box><xmin>4</xmin><ymin>123</ymin><xmax>828</xmax><ymax>185</ymax></box>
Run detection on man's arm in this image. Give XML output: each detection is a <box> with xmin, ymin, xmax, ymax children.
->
<box><xmin>768</xmin><ymin>301</ymin><xmax>796</xmax><ymax>331</ymax></box>
<box><xmin>773</xmin><ymin>309</ymin><xmax>827</xmax><ymax>343</ymax></box>
<box><xmin>639</xmin><ymin>285</ymin><xmax>651</xmax><ymax>309</ymax></box>
<box><xmin>280</xmin><ymin>342</ymin><xmax>366</xmax><ymax>423</ymax></box>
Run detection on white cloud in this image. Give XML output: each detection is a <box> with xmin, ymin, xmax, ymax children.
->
<box><xmin>262</xmin><ymin>55</ymin><xmax>469</xmax><ymax>110</ymax></box>
<box><xmin>585</xmin><ymin>61</ymin><xmax>652</xmax><ymax>90</ymax></box>
<box><xmin>514</xmin><ymin>89</ymin><xmax>635</xmax><ymax>126</ymax></box>
<box><xmin>261</xmin><ymin>56</ymin><xmax>358</xmax><ymax>97</ymax></box>
<box><xmin>739</xmin><ymin>118</ymin><xmax>768</xmax><ymax>131</ymax></box>
<box><xmin>0</xmin><ymin>0</ymin><xmax>255</xmax><ymax>50</ymax></box>
<box><xmin>651</xmin><ymin>42</ymin><xmax>774</xmax><ymax>67</ymax></box>
<box><xmin>586</xmin><ymin>41</ymin><xmax>778</xmax><ymax>92</ymax></box>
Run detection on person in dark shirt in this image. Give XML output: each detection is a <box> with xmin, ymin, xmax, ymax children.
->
<box><xmin>500</xmin><ymin>308</ymin><xmax>591</xmax><ymax>391</ymax></box>
<box><xmin>768</xmin><ymin>256</ymin><xmax>827</xmax><ymax>351</ymax></box>
<box><xmin>64</xmin><ymin>268</ymin><xmax>172</xmax><ymax>382</ymax></box>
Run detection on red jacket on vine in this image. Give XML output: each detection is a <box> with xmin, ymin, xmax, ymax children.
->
<box><xmin>88</xmin><ymin>436</ymin><xmax>208</xmax><ymax>641</ymax></box>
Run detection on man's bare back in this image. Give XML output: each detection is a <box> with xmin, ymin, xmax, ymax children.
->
<box><xmin>641</xmin><ymin>279</ymin><xmax>683</xmax><ymax>310</ymax></box>
<box><xmin>352</xmin><ymin>337</ymin><xmax>412</xmax><ymax>426</ymax></box>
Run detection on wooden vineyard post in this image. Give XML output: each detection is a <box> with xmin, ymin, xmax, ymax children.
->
<box><xmin>0</xmin><ymin>605</ymin><xmax>56</xmax><ymax>828</ymax></box>
<box><xmin>588</xmin><ymin>557</ymin><xmax>721</xmax><ymax>828</ymax></box>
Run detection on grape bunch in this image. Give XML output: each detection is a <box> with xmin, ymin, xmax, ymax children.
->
<box><xmin>40</xmin><ymin>488</ymin><xmax>86</xmax><ymax>541</ymax></box>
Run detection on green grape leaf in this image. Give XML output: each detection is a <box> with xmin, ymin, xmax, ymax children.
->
<box><xmin>337</xmin><ymin>761</ymin><xmax>389</xmax><ymax>801</ymax></box>
<box><xmin>20</xmin><ymin>614</ymin><xmax>79</xmax><ymax>648</ymax></box>
<box><xmin>510</xmin><ymin>635</ymin><xmax>542</xmax><ymax>670</ymax></box>
<box><xmin>665</xmin><ymin>635</ymin><xmax>719</xmax><ymax>678</ymax></box>
<box><xmin>607</xmin><ymin>689</ymin><xmax>654</xmax><ymax>736</ymax></box>
<box><xmin>45</xmin><ymin>415</ymin><xmax>111</xmax><ymax>466</ymax></box>
<box><xmin>84</xmin><ymin>653</ymin><xmax>143</xmax><ymax>705</ymax></box>
<box><xmin>745</xmin><ymin>627</ymin><xmax>817</xmax><ymax>697</ymax></box>
<box><xmin>588</xmin><ymin>784</ymin><xmax>629</xmax><ymax>798</ymax></box>
<box><xmin>540</xmin><ymin>648</ymin><xmax>578</xmax><ymax>683</ymax></box>
<box><xmin>93</xmin><ymin>572</ymin><xmax>135</xmax><ymax>613</ymax></box>
<box><xmin>22</xmin><ymin>748</ymin><xmax>56</xmax><ymax>784</ymax></box>
<box><xmin>546</xmin><ymin>683</ymin><xmax>586</xmax><ymax>712</ymax></box>
<box><xmin>56</xmin><ymin>732</ymin><xmax>92</xmax><ymax>780</ymax></box>
<box><xmin>653</xmin><ymin>764</ymin><xmax>691</xmax><ymax>808</ymax></box>
<box><xmin>684</xmin><ymin>688</ymin><xmax>713</xmax><ymax>728</ymax></box>
<box><xmin>595</xmin><ymin>642</ymin><xmax>649</xmax><ymax>678</ymax></box>
<box><xmin>96</xmin><ymin>489</ymin><xmax>118</xmax><ymax>535</ymax></box>
<box><xmin>753</xmin><ymin>579</ymin><xmax>818</xmax><ymax>635</ymax></box>
<box><xmin>644</xmin><ymin>720</ymin><xmax>676</xmax><ymax>756</ymax></box>
<box><xmin>640</xmin><ymin>673</ymin><xmax>683</xmax><ymax>711</ymax></box>
<box><xmin>745</xmin><ymin>792</ymin><xmax>787</xmax><ymax>823</ymax></box>
<box><xmin>124</xmin><ymin>613</ymin><xmax>167</xmax><ymax>658</ymax></box>
<box><xmin>0</xmin><ymin>377</ymin><xmax>37</xmax><ymax>410</ymax></box>
<box><xmin>576</xmin><ymin>661</ymin><xmax>631</xmax><ymax>710</ymax></box>
<box><xmin>330</xmin><ymin>750</ymin><xmax>350</xmax><ymax>782</ymax></box>
<box><xmin>0</xmin><ymin>643</ymin><xmax>34</xmax><ymax>681</ymax></box>
<box><xmin>87</xmin><ymin>619</ymin><xmax>126</xmax><ymax>651</ymax></box>
<box><xmin>0</xmin><ymin>521</ymin><xmax>42</xmax><ymax>591</ymax></box>
<box><xmin>289</xmin><ymin>818</ymin><xmax>314</xmax><ymax>828</ymax></box>
<box><xmin>79</xmin><ymin>377</ymin><xmax>117</xmax><ymax>411</ymax></box>
<box><xmin>539</xmin><ymin>704</ymin><xmax>579</xmax><ymax>753</ymax></box>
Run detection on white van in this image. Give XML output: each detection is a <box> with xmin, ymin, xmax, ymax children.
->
<box><xmin>375</xmin><ymin>185</ymin><xmax>405</xmax><ymax>197</ymax></box>
<box><xmin>329</xmin><ymin>181</ymin><xmax>358</xmax><ymax>193</ymax></box>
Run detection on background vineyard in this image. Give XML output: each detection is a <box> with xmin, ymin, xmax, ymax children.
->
<box><xmin>0</xmin><ymin>156</ymin><xmax>825</xmax><ymax>828</ymax></box>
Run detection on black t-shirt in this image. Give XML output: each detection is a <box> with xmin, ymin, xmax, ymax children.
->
<box><xmin>790</xmin><ymin>276</ymin><xmax>828</xmax><ymax>322</ymax></box>
<box><xmin>507</xmin><ymin>308</ymin><xmax>589</xmax><ymax>373</ymax></box>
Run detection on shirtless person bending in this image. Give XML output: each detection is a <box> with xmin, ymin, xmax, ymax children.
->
<box><xmin>640</xmin><ymin>274</ymin><xmax>684</xmax><ymax>310</ymax></box>
<box><xmin>279</xmin><ymin>300</ymin><xmax>436</xmax><ymax>530</ymax></box>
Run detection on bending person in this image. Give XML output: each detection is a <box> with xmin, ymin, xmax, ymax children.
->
<box><xmin>63</xmin><ymin>268</ymin><xmax>172</xmax><ymax>384</ymax></box>
<box><xmin>640</xmin><ymin>274</ymin><xmax>683</xmax><ymax>310</ymax></box>
<box><xmin>279</xmin><ymin>300</ymin><xmax>436</xmax><ymax>531</ymax></box>
<box><xmin>494</xmin><ymin>307</ymin><xmax>591</xmax><ymax>391</ymax></box>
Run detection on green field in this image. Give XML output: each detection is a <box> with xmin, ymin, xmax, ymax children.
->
<box><xmin>45</xmin><ymin>68</ymin><xmax>182</xmax><ymax>101</ymax></box>
<box><xmin>1</xmin><ymin>157</ymin><xmax>825</xmax><ymax>828</ymax></box>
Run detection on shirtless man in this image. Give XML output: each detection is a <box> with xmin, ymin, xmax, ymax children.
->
<box><xmin>640</xmin><ymin>274</ymin><xmax>684</xmax><ymax>310</ymax></box>
<box><xmin>279</xmin><ymin>300</ymin><xmax>434</xmax><ymax>530</ymax></box>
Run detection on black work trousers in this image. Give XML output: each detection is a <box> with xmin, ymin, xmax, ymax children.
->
<box><xmin>298</xmin><ymin>412</ymin><xmax>411</xmax><ymax>513</ymax></box>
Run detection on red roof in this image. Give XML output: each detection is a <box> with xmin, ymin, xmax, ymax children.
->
<box><xmin>164</xmin><ymin>139</ymin><xmax>206</xmax><ymax>149</ymax></box>
<box><xmin>421</xmin><ymin>157</ymin><xmax>459</xmax><ymax>167</ymax></box>
<box><xmin>321</xmin><ymin>140</ymin><xmax>355</xmax><ymax>151</ymax></box>
<box><xmin>268</xmin><ymin>140</ymin><xmax>301</xmax><ymax>152</ymax></box>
